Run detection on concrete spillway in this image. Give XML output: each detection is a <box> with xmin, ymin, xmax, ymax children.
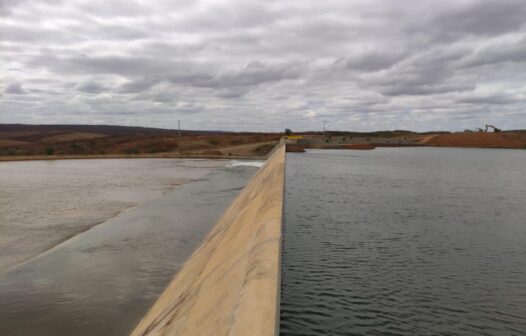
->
<box><xmin>131</xmin><ymin>143</ymin><xmax>285</xmax><ymax>336</ymax></box>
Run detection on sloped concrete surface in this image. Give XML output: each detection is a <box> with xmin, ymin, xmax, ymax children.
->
<box><xmin>131</xmin><ymin>143</ymin><xmax>285</xmax><ymax>336</ymax></box>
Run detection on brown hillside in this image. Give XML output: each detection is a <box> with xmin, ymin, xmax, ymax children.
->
<box><xmin>420</xmin><ymin>132</ymin><xmax>526</xmax><ymax>149</ymax></box>
<box><xmin>40</xmin><ymin>132</ymin><xmax>108</xmax><ymax>143</ymax></box>
<box><xmin>0</xmin><ymin>139</ymin><xmax>29</xmax><ymax>148</ymax></box>
<box><xmin>0</xmin><ymin>124</ymin><xmax>281</xmax><ymax>158</ymax></box>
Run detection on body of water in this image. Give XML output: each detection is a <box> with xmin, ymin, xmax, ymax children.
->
<box><xmin>0</xmin><ymin>161</ymin><xmax>258</xmax><ymax>336</ymax></box>
<box><xmin>0</xmin><ymin>158</ymin><xmax>223</xmax><ymax>272</ymax></box>
<box><xmin>280</xmin><ymin>148</ymin><xmax>526</xmax><ymax>335</ymax></box>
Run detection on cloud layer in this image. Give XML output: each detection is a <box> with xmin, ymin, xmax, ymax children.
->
<box><xmin>1</xmin><ymin>0</ymin><xmax>525</xmax><ymax>131</ymax></box>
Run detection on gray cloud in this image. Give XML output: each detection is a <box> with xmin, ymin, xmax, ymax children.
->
<box><xmin>430</xmin><ymin>0</ymin><xmax>526</xmax><ymax>39</ymax></box>
<box><xmin>4</xmin><ymin>82</ymin><xmax>27</xmax><ymax>94</ymax></box>
<box><xmin>120</xmin><ymin>78</ymin><xmax>159</xmax><ymax>94</ymax></box>
<box><xmin>195</xmin><ymin>61</ymin><xmax>303</xmax><ymax>89</ymax></box>
<box><xmin>1</xmin><ymin>0</ymin><xmax>525</xmax><ymax>131</ymax></box>
<box><xmin>381</xmin><ymin>83</ymin><xmax>476</xmax><ymax>97</ymax></box>
<box><xmin>76</xmin><ymin>81</ymin><xmax>109</xmax><ymax>94</ymax></box>
<box><xmin>344</xmin><ymin>51</ymin><xmax>407</xmax><ymax>72</ymax></box>
<box><xmin>461</xmin><ymin>38</ymin><xmax>526</xmax><ymax>68</ymax></box>
<box><xmin>457</xmin><ymin>92</ymin><xmax>520</xmax><ymax>105</ymax></box>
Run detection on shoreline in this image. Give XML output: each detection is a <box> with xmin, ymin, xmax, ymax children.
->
<box><xmin>2</xmin><ymin>144</ymin><xmax>522</xmax><ymax>164</ymax></box>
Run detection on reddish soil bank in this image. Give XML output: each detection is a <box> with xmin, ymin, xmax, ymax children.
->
<box><xmin>375</xmin><ymin>143</ymin><xmax>426</xmax><ymax>147</ymax></box>
<box><xmin>420</xmin><ymin>133</ymin><xmax>526</xmax><ymax>149</ymax></box>
<box><xmin>340</xmin><ymin>144</ymin><xmax>376</xmax><ymax>150</ymax></box>
<box><xmin>286</xmin><ymin>144</ymin><xmax>376</xmax><ymax>151</ymax></box>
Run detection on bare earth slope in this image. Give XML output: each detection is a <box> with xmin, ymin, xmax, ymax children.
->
<box><xmin>420</xmin><ymin>133</ymin><xmax>526</xmax><ymax>149</ymax></box>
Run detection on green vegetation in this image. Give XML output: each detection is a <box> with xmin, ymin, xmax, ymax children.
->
<box><xmin>45</xmin><ymin>147</ymin><xmax>54</xmax><ymax>155</ymax></box>
<box><xmin>285</xmin><ymin>128</ymin><xmax>292</xmax><ymax>136</ymax></box>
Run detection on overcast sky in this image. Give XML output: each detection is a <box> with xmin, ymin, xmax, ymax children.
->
<box><xmin>1</xmin><ymin>0</ymin><xmax>525</xmax><ymax>131</ymax></box>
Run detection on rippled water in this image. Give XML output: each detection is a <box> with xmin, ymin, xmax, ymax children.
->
<box><xmin>280</xmin><ymin>148</ymin><xmax>526</xmax><ymax>335</ymax></box>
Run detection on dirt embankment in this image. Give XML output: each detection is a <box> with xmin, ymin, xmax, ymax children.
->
<box><xmin>420</xmin><ymin>132</ymin><xmax>526</xmax><ymax>149</ymax></box>
<box><xmin>287</xmin><ymin>143</ymin><xmax>376</xmax><ymax>152</ymax></box>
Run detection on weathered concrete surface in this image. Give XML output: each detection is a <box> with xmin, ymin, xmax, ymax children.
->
<box><xmin>131</xmin><ymin>143</ymin><xmax>285</xmax><ymax>336</ymax></box>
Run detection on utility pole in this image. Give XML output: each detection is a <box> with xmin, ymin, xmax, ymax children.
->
<box><xmin>323</xmin><ymin>120</ymin><xmax>326</xmax><ymax>133</ymax></box>
<box><xmin>178</xmin><ymin>120</ymin><xmax>181</xmax><ymax>144</ymax></box>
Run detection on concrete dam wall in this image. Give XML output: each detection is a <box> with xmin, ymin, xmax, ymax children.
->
<box><xmin>131</xmin><ymin>143</ymin><xmax>286</xmax><ymax>336</ymax></box>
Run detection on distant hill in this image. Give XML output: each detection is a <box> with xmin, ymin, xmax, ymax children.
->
<box><xmin>0</xmin><ymin>124</ymin><xmax>226</xmax><ymax>136</ymax></box>
<box><xmin>0</xmin><ymin>124</ymin><xmax>279</xmax><ymax>157</ymax></box>
<box><xmin>2</xmin><ymin>124</ymin><xmax>524</xmax><ymax>157</ymax></box>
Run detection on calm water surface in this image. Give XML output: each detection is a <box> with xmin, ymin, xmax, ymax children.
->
<box><xmin>0</xmin><ymin>162</ymin><xmax>258</xmax><ymax>336</ymax></box>
<box><xmin>280</xmin><ymin>148</ymin><xmax>526</xmax><ymax>335</ymax></box>
<box><xmin>0</xmin><ymin>158</ymin><xmax>223</xmax><ymax>272</ymax></box>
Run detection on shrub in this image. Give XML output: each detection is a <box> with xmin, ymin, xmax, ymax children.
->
<box><xmin>207</xmin><ymin>138</ymin><xmax>220</xmax><ymax>146</ymax></box>
<box><xmin>46</xmin><ymin>147</ymin><xmax>55</xmax><ymax>155</ymax></box>
<box><xmin>230</xmin><ymin>139</ymin><xmax>244</xmax><ymax>145</ymax></box>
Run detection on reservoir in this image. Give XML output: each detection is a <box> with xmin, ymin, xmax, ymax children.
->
<box><xmin>0</xmin><ymin>159</ymin><xmax>259</xmax><ymax>336</ymax></box>
<box><xmin>280</xmin><ymin>148</ymin><xmax>526</xmax><ymax>335</ymax></box>
<box><xmin>0</xmin><ymin>158</ymin><xmax>224</xmax><ymax>272</ymax></box>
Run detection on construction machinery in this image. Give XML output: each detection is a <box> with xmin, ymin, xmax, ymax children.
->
<box><xmin>485</xmin><ymin>125</ymin><xmax>501</xmax><ymax>133</ymax></box>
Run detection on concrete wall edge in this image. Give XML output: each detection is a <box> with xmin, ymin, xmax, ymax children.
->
<box><xmin>130</xmin><ymin>142</ymin><xmax>286</xmax><ymax>336</ymax></box>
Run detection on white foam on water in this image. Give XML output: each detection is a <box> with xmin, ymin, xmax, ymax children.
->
<box><xmin>226</xmin><ymin>160</ymin><xmax>264</xmax><ymax>168</ymax></box>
